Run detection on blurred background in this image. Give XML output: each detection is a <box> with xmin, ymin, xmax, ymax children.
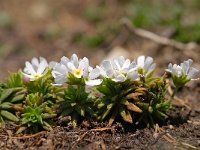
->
<box><xmin>0</xmin><ymin>0</ymin><xmax>200</xmax><ymax>80</ymax></box>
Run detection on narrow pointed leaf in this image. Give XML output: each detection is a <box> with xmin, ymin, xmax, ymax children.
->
<box><xmin>16</xmin><ymin>126</ymin><xmax>27</xmax><ymax>134</ymax></box>
<box><xmin>108</xmin><ymin>108</ymin><xmax>118</xmax><ymax>125</ymax></box>
<box><xmin>12</xmin><ymin>105</ymin><xmax>24</xmax><ymax>112</ymax></box>
<box><xmin>126</xmin><ymin>93</ymin><xmax>143</xmax><ymax>100</ymax></box>
<box><xmin>135</xmin><ymin>88</ymin><xmax>147</xmax><ymax>93</ymax></box>
<box><xmin>155</xmin><ymin>111</ymin><xmax>168</xmax><ymax>120</ymax></box>
<box><xmin>42</xmin><ymin>113</ymin><xmax>57</xmax><ymax>119</ymax></box>
<box><xmin>137</xmin><ymin>102</ymin><xmax>149</xmax><ymax>111</ymax></box>
<box><xmin>75</xmin><ymin>107</ymin><xmax>85</xmax><ymax>117</ymax></box>
<box><xmin>11</xmin><ymin>94</ymin><xmax>25</xmax><ymax>103</ymax></box>
<box><xmin>101</xmin><ymin>103</ymin><xmax>114</xmax><ymax>120</ymax></box>
<box><xmin>0</xmin><ymin>102</ymin><xmax>12</xmax><ymax>109</ymax></box>
<box><xmin>0</xmin><ymin>89</ymin><xmax>14</xmax><ymax>102</ymax></box>
<box><xmin>97</xmin><ymin>102</ymin><xmax>105</xmax><ymax>109</ymax></box>
<box><xmin>0</xmin><ymin>110</ymin><xmax>19</xmax><ymax>122</ymax></box>
<box><xmin>119</xmin><ymin>107</ymin><xmax>133</xmax><ymax>123</ymax></box>
<box><xmin>127</xmin><ymin>102</ymin><xmax>143</xmax><ymax>113</ymax></box>
<box><xmin>120</xmin><ymin>99</ymin><xmax>129</xmax><ymax>105</ymax></box>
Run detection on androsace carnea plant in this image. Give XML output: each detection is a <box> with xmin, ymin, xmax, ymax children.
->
<box><xmin>96</xmin><ymin>56</ymin><xmax>170</xmax><ymax>126</ymax></box>
<box><xmin>51</xmin><ymin>54</ymin><xmax>101</xmax><ymax>127</ymax></box>
<box><xmin>0</xmin><ymin>72</ymin><xmax>26</xmax><ymax>127</ymax></box>
<box><xmin>0</xmin><ymin>53</ymin><xmax>198</xmax><ymax>132</ymax></box>
<box><xmin>19</xmin><ymin>93</ymin><xmax>57</xmax><ymax>133</ymax></box>
<box><xmin>166</xmin><ymin>59</ymin><xmax>199</xmax><ymax>97</ymax></box>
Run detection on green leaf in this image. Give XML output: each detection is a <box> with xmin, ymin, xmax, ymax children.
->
<box><xmin>97</xmin><ymin>85</ymin><xmax>111</xmax><ymax>95</ymax></box>
<box><xmin>126</xmin><ymin>102</ymin><xmax>143</xmax><ymax>113</ymax></box>
<box><xmin>11</xmin><ymin>94</ymin><xmax>25</xmax><ymax>103</ymax></box>
<box><xmin>75</xmin><ymin>107</ymin><xmax>85</xmax><ymax>117</ymax></box>
<box><xmin>0</xmin><ymin>116</ymin><xmax>5</xmax><ymax>128</ymax></box>
<box><xmin>7</xmin><ymin>71</ymin><xmax>23</xmax><ymax>88</ymax></box>
<box><xmin>0</xmin><ymin>89</ymin><xmax>13</xmax><ymax>102</ymax></box>
<box><xmin>154</xmin><ymin>110</ymin><xmax>168</xmax><ymax>120</ymax></box>
<box><xmin>0</xmin><ymin>102</ymin><xmax>12</xmax><ymax>109</ymax></box>
<box><xmin>97</xmin><ymin>102</ymin><xmax>105</xmax><ymax>109</ymax></box>
<box><xmin>126</xmin><ymin>93</ymin><xmax>143</xmax><ymax>101</ymax></box>
<box><xmin>0</xmin><ymin>110</ymin><xmax>19</xmax><ymax>122</ymax></box>
<box><xmin>101</xmin><ymin>103</ymin><xmax>114</xmax><ymax>120</ymax></box>
<box><xmin>119</xmin><ymin>107</ymin><xmax>133</xmax><ymax>123</ymax></box>
<box><xmin>108</xmin><ymin>108</ymin><xmax>118</xmax><ymax>125</ymax></box>
<box><xmin>42</xmin><ymin>113</ymin><xmax>57</xmax><ymax>119</ymax></box>
<box><xmin>137</xmin><ymin>102</ymin><xmax>149</xmax><ymax>111</ymax></box>
<box><xmin>120</xmin><ymin>99</ymin><xmax>129</xmax><ymax>105</ymax></box>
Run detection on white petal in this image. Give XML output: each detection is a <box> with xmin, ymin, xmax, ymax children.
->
<box><xmin>180</xmin><ymin>62</ymin><xmax>188</xmax><ymax>74</ymax></box>
<box><xmin>113</xmin><ymin>59</ymin><xmax>121</xmax><ymax>70</ymax></box>
<box><xmin>39</xmin><ymin>57</ymin><xmax>47</xmax><ymax>63</ymax></box>
<box><xmin>112</xmin><ymin>74</ymin><xmax>126</xmax><ymax>82</ymax></box>
<box><xmin>122</xmin><ymin>59</ymin><xmax>130</xmax><ymax>70</ymax></box>
<box><xmin>55</xmin><ymin>75</ymin><xmax>67</xmax><ymax>84</ymax></box>
<box><xmin>137</xmin><ymin>55</ymin><xmax>145</xmax><ymax>67</ymax></box>
<box><xmin>187</xmin><ymin>59</ymin><xmax>193</xmax><ymax>66</ymax></box>
<box><xmin>85</xmin><ymin>79</ymin><xmax>102</xmax><ymax>86</ymax></box>
<box><xmin>67</xmin><ymin>62</ymin><xmax>76</xmax><ymax>72</ymax></box>
<box><xmin>52</xmin><ymin>83</ymin><xmax>63</xmax><ymax>86</ymax></box>
<box><xmin>31</xmin><ymin>57</ymin><xmax>39</xmax><ymax>67</ymax></box>
<box><xmin>71</xmin><ymin>54</ymin><xmax>79</xmax><ymax>67</ymax></box>
<box><xmin>37</xmin><ymin>61</ymin><xmax>48</xmax><ymax>75</ymax></box>
<box><xmin>96</xmin><ymin>66</ymin><xmax>108</xmax><ymax>78</ymax></box>
<box><xmin>22</xmin><ymin>73</ymin><xmax>34</xmax><ymax>79</ymax></box>
<box><xmin>118</xmin><ymin>56</ymin><xmax>125</xmax><ymax>66</ymax></box>
<box><xmin>144</xmin><ymin>56</ymin><xmax>153</xmax><ymax>69</ymax></box>
<box><xmin>102</xmin><ymin>60</ymin><xmax>113</xmax><ymax>71</ymax></box>
<box><xmin>52</xmin><ymin>64</ymin><xmax>68</xmax><ymax>77</ymax></box>
<box><xmin>188</xmin><ymin>67</ymin><xmax>199</xmax><ymax>79</ymax></box>
<box><xmin>127</xmin><ymin>71</ymin><xmax>139</xmax><ymax>81</ymax></box>
<box><xmin>49</xmin><ymin>61</ymin><xmax>57</xmax><ymax>69</ymax></box>
<box><xmin>78</xmin><ymin>57</ymin><xmax>88</xmax><ymax>70</ymax></box>
<box><xmin>129</xmin><ymin>61</ymin><xmax>137</xmax><ymax>70</ymax></box>
<box><xmin>39</xmin><ymin>57</ymin><xmax>48</xmax><ymax>67</ymax></box>
<box><xmin>89</xmin><ymin>68</ymin><xmax>100</xmax><ymax>80</ymax></box>
<box><xmin>25</xmin><ymin>61</ymin><xmax>36</xmax><ymax>75</ymax></box>
<box><xmin>106</xmin><ymin>69</ymin><xmax>114</xmax><ymax>78</ymax></box>
<box><xmin>167</xmin><ymin>63</ymin><xmax>173</xmax><ymax>72</ymax></box>
<box><xmin>148</xmin><ymin>63</ymin><xmax>156</xmax><ymax>73</ymax></box>
<box><xmin>60</xmin><ymin>56</ymin><xmax>70</xmax><ymax>67</ymax></box>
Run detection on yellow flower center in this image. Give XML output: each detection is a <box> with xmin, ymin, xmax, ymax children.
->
<box><xmin>34</xmin><ymin>74</ymin><xmax>40</xmax><ymax>79</ymax></box>
<box><xmin>74</xmin><ymin>69</ymin><xmax>83</xmax><ymax>78</ymax></box>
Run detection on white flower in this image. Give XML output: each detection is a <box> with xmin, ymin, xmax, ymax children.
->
<box><xmin>23</xmin><ymin>57</ymin><xmax>49</xmax><ymax>81</ymax></box>
<box><xmin>51</xmin><ymin>63</ymin><xmax>68</xmax><ymax>85</ymax></box>
<box><xmin>52</xmin><ymin>54</ymin><xmax>102</xmax><ymax>86</ymax></box>
<box><xmin>85</xmin><ymin>67</ymin><xmax>102</xmax><ymax>86</ymax></box>
<box><xmin>166</xmin><ymin>59</ymin><xmax>199</xmax><ymax>80</ymax></box>
<box><xmin>136</xmin><ymin>55</ymin><xmax>156</xmax><ymax>76</ymax></box>
<box><xmin>67</xmin><ymin>54</ymin><xmax>89</xmax><ymax>78</ymax></box>
<box><xmin>97</xmin><ymin>56</ymin><xmax>139</xmax><ymax>82</ymax></box>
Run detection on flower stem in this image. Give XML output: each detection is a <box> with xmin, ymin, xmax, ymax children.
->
<box><xmin>171</xmin><ymin>86</ymin><xmax>179</xmax><ymax>100</ymax></box>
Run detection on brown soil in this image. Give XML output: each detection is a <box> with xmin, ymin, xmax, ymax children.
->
<box><xmin>0</xmin><ymin>102</ymin><xmax>200</xmax><ymax>149</ymax></box>
<box><xmin>0</xmin><ymin>0</ymin><xmax>200</xmax><ymax>149</ymax></box>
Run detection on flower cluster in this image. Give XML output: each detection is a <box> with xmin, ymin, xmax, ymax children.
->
<box><xmin>51</xmin><ymin>54</ymin><xmax>102</xmax><ymax>86</ymax></box>
<box><xmin>0</xmin><ymin>53</ymin><xmax>197</xmax><ymax>131</ymax></box>
<box><xmin>166</xmin><ymin>59</ymin><xmax>199</xmax><ymax>87</ymax></box>
<box><xmin>22</xmin><ymin>54</ymin><xmax>159</xmax><ymax>86</ymax></box>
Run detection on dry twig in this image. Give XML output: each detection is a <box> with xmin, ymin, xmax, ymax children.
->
<box><xmin>11</xmin><ymin>131</ymin><xmax>47</xmax><ymax>139</ymax></box>
<box><xmin>121</xmin><ymin>18</ymin><xmax>198</xmax><ymax>51</ymax></box>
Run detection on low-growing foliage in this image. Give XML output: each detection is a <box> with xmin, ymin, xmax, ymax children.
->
<box><xmin>20</xmin><ymin>93</ymin><xmax>57</xmax><ymax>132</ymax></box>
<box><xmin>0</xmin><ymin>54</ymin><xmax>198</xmax><ymax>133</ymax></box>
